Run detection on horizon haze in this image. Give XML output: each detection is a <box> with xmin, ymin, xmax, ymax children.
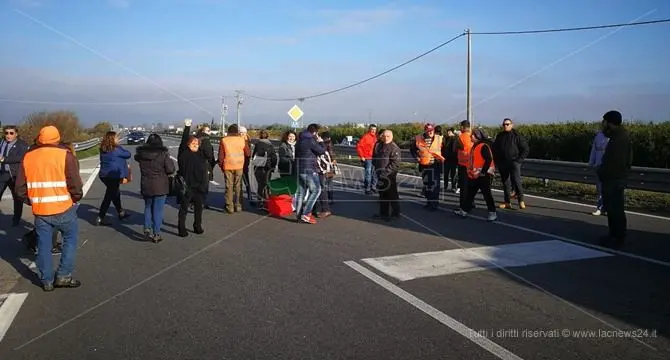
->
<box><xmin>1</xmin><ymin>0</ymin><xmax>669</xmax><ymax>127</ymax></box>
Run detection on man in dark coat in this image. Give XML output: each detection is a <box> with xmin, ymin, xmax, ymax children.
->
<box><xmin>492</xmin><ymin>118</ymin><xmax>530</xmax><ymax>210</ymax></box>
<box><xmin>597</xmin><ymin>110</ymin><xmax>632</xmax><ymax>248</ymax></box>
<box><xmin>0</xmin><ymin>125</ymin><xmax>30</xmax><ymax>226</ymax></box>
<box><xmin>372</xmin><ymin>130</ymin><xmax>401</xmax><ymax>220</ymax></box>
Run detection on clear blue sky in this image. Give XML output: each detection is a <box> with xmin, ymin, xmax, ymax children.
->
<box><xmin>1</xmin><ymin>0</ymin><xmax>669</xmax><ymax>126</ymax></box>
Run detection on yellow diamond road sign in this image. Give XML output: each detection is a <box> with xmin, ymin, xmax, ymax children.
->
<box><xmin>288</xmin><ymin>104</ymin><xmax>304</xmax><ymax>122</ymax></box>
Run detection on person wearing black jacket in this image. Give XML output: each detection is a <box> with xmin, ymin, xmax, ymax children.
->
<box><xmin>177</xmin><ymin>119</ymin><xmax>209</xmax><ymax>237</ymax></box>
<box><xmin>493</xmin><ymin>118</ymin><xmax>530</xmax><ymax>209</ymax></box>
<box><xmin>443</xmin><ymin>128</ymin><xmax>459</xmax><ymax>192</ymax></box>
<box><xmin>454</xmin><ymin>129</ymin><xmax>498</xmax><ymax>221</ymax></box>
<box><xmin>251</xmin><ymin>130</ymin><xmax>278</xmax><ymax>210</ymax></box>
<box><xmin>134</xmin><ymin>134</ymin><xmax>176</xmax><ymax>243</ymax></box>
<box><xmin>597</xmin><ymin>110</ymin><xmax>632</xmax><ymax>248</ymax></box>
<box><xmin>372</xmin><ymin>130</ymin><xmax>401</xmax><ymax>220</ymax></box>
<box><xmin>0</xmin><ymin>125</ymin><xmax>29</xmax><ymax>226</ymax></box>
<box><xmin>195</xmin><ymin>125</ymin><xmax>215</xmax><ymax>209</ymax></box>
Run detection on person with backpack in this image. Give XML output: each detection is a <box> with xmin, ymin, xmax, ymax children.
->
<box><xmin>251</xmin><ymin>130</ymin><xmax>278</xmax><ymax>210</ymax></box>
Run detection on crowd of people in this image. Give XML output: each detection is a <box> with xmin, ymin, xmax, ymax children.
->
<box><xmin>356</xmin><ymin>111</ymin><xmax>631</xmax><ymax>246</ymax></box>
<box><xmin>0</xmin><ymin>110</ymin><xmax>632</xmax><ymax>291</ymax></box>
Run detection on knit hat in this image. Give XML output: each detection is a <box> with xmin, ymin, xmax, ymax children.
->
<box><xmin>38</xmin><ymin>126</ymin><xmax>61</xmax><ymax>145</ymax></box>
<box><xmin>238</xmin><ymin>126</ymin><xmax>248</xmax><ymax>133</ymax></box>
<box><xmin>603</xmin><ymin>110</ymin><xmax>622</xmax><ymax>126</ymax></box>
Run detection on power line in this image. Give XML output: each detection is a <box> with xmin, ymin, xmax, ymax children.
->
<box><xmin>244</xmin><ymin>32</ymin><xmax>466</xmax><ymax>102</ymax></box>
<box><xmin>471</xmin><ymin>18</ymin><xmax>670</xmax><ymax>35</ymax></box>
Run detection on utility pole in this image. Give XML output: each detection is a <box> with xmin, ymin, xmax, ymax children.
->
<box><xmin>235</xmin><ymin>90</ymin><xmax>243</xmax><ymax>128</ymax></box>
<box><xmin>220</xmin><ymin>96</ymin><xmax>227</xmax><ymax>135</ymax></box>
<box><xmin>465</xmin><ymin>28</ymin><xmax>473</xmax><ymax>127</ymax></box>
<box><xmin>299</xmin><ymin>98</ymin><xmax>305</xmax><ymax>129</ymax></box>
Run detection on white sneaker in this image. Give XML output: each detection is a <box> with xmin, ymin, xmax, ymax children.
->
<box><xmin>591</xmin><ymin>209</ymin><xmax>601</xmax><ymax>216</ymax></box>
<box><xmin>455</xmin><ymin>188</ymin><xmax>460</xmax><ymax>194</ymax></box>
<box><xmin>454</xmin><ymin>209</ymin><xmax>468</xmax><ymax>217</ymax></box>
<box><xmin>487</xmin><ymin>212</ymin><xmax>498</xmax><ymax>221</ymax></box>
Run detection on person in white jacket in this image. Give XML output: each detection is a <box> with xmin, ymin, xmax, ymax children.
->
<box><xmin>588</xmin><ymin>129</ymin><xmax>610</xmax><ymax>215</ymax></box>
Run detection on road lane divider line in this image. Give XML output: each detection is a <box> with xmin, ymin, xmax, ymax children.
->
<box><xmin>82</xmin><ymin>165</ymin><xmax>100</xmax><ymax>198</ymax></box>
<box><xmin>332</xmin><ymin>181</ymin><xmax>670</xmax><ymax>269</ymax></box>
<box><xmin>14</xmin><ymin>216</ymin><xmax>268</xmax><ymax>351</ymax></box>
<box><xmin>0</xmin><ymin>293</ymin><xmax>28</xmax><ymax>343</ymax></box>
<box><xmin>337</xmin><ymin>163</ymin><xmax>670</xmax><ymax>221</ymax></box>
<box><xmin>344</xmin><ymin>261</ymin><xmax>524</xmax><ymax>360</ymax></box>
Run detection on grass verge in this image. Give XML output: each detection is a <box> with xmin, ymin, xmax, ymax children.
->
<box><xmin>335</xmin><ymin>156</ymin><xmax>670</xmax><ymax>216</ymax></box>
<box><xmin>75</xmin><ymin>146</ymin><xmax>100</xmax><ymax>159</ymax></box>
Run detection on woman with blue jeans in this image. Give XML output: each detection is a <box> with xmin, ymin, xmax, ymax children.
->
<box><xmin>134</xmin><ymin>134</ymin><xmax>176</xmax><ymax>242</ymax></box>
<box><xmin>589</xmin><ymin>129</ymin><xmax>609</xmax><ymax>216</ymax></box>
<box><xmin>294</xmin><ymin>124</ymin><xmax>326</xmax><ymax>224</ymax></box>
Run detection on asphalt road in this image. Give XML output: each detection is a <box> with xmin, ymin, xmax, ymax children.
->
<box><xmin>0</xmin><ymin>138</ymin><xmax>668</xmax><ymax>360</ymax></box>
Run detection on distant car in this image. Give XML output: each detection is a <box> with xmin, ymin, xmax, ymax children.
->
<box><xmin>127</xmin><ymin>131</ymin><xmax>146</xmax><ymax>145</ymax></box>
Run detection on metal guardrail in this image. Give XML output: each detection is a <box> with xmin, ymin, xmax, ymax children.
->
<box><xmin>330</xmin><ymin>145</ymin><xmax>670</xmax><ymax>193</ymax></box>
<box><xmin>72</xmin><ymin>129</ymin><xmax>128</xmax><ymax>152</ymax></box>
<box><xmin>159</xmin><ymin>132</ymin><xmax>670</xmax><ymax>193</ymax></box>
<box><xmin>73</xmin><ymin>138</ymin><xmax>101</xmax><ymax>151</ymax></box>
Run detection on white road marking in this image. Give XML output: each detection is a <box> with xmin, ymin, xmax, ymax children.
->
<box><xmin>78</xmin><ymin>168</ymin><xmax>97</xmax><ymax>174</ymax></box>
<box><xmin>344</xmin><ymin>261</ymin><xmax>524</xmax><ymax>360</ymax></box>
<box><xmin>337</xmin><ymin>163</ymin><xmax>670</xmax><ymax>221</ymax></box>
<box><xmin>333</xmin><ymin>182</ymin><xmax>670</xmax><ymax>269</ymax></box>
<box><xmin>210</xmin><ymin>180</ymin><xmax>220</xmax><ymax>186</ymax></box>
<box><xmin>81</xmin><ymin>165</ymin><xmax>100</xmax><ymax>198</ymax></box>
<box><xmin>362</xmin><ymin>240</ymin><xmax>613</xmax><ymax>282</ymax></box>
<box><xmin>0</xmin><ymin>292</ymin><xmax>28</xmax><ymax>342</ymax></box>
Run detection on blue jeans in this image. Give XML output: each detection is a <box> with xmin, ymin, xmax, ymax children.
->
<box><xmin>595</xmin><ymin>180</ymin><xmax>605</xmax><ymax>211</ymax></box>
<box><xmin>363</xmin><ymin>160</ymin><xmax>378</xmax><ymax>191</ymax></box>
<box><xmin>295</xmin><ymin>172</ymin><xmax>321</xmax><ymax>217</ymax></box>
<box><xmin>34</xmin><ymin>204</ymin><xmax>79</xmax><ymax>284</ymax></box>
<box><xmin>144</xmin><ymin>195</ymin><xmax>167</xmax><ymax>234</ymax></box>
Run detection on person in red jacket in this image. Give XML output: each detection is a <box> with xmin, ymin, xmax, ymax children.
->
<box><xmin>356</xmin><ymin>124</ymin><xmax>378</xmax><ymax>194</ymax></box>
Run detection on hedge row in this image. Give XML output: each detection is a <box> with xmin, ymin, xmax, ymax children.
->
<box><xmin>260</xmin><ymin>121</ymin><xmax>670</xmax><ymax>168</ymax></box>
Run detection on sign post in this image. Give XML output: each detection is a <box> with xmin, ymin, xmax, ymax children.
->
<box><xmin>287</xmin><ymin>104</ymin><xmax>304</xmax><ymax>131</ymax></box>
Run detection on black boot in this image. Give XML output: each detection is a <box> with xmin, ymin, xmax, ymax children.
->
<box><xmin>193</xmin><ymin>224</ymin><xmax>204</xmax><ymax>234</ymax></box>
<box><xmin>178</xmin><ymin>215</ymin><xmax>188</xmax><ymax>237</ymax></box>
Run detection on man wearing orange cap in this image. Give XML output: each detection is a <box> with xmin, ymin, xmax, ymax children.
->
<box><xmin>15</xmin><ymin>125</ymin><xmax>83</xmax><ymax>291</ymax></box>
<box><xmin>410</xmin><ymin>123</ymin><xmax>444</xmax><ymax>210</ymax></box>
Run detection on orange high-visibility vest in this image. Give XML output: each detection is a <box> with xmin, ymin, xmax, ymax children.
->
<box><xmin>219</xmin><ymin>135</ymin><xmax>248</xmax><ymax>171</ymax></box>
<box><xmin>415</xmin><ymin>134</ymin><xmax>443</xmax><ymax>166</ymax></box>
<box><xmin>467</xmin><ymin>142</ymin><xmax>496</xmax><ymax>179</ymax></box>
<box><xmin>22</xmin><ymin>146</ymin><xmax>73</xmax><ymax>216</ymax></box>
<box><xmin>457</xmin><ymin>131</ymin><xmax>473</xmax><ymax>166</ymax></box>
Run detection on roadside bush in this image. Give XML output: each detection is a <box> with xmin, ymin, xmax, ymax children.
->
<box><xmin>18</xmin><ymin>111</ymin><xmax>90</xmax><ymax>144</ymax></box>
<box><xmin>85</xmin><ymin>121</ymin><xmax>113</xmax><ymax>138</ymax></box>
